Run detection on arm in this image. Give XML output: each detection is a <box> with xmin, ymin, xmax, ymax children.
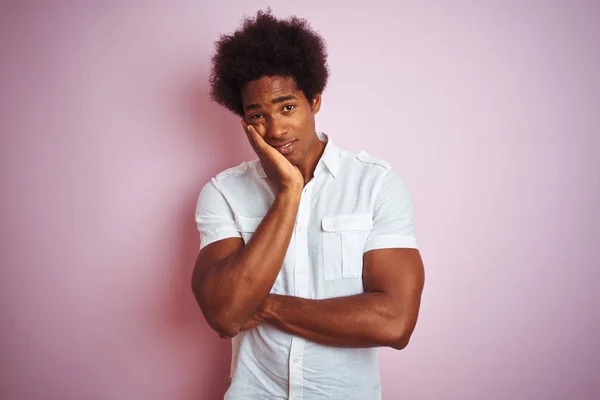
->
<box><xmin>192</xmin><ymin>188</ymin><xmax>300</xmax><ymax>338</ymax></box>
<box><xmin>257</xmin><ymin>248</ymin><xmax>424</xmax><ymax>349</ymax></box>
<box><xmin>243</xmin><ymin>169</ymin><xmax>424</xmax><ymax>349</ymax></box>
<box><xmin>191</xmin><ymin>123</ymin><xmax>303</xmax><ymax>338</ymax></box>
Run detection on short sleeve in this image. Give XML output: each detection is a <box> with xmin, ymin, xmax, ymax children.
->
<box><xmin>195</xmin><ymin>179</ymin><xmax>242</xmax><ymax>251</ymax></box>
<box><xmin>364</xmin><ymin>170</ymin><xmax>418</xmax><ymax>252</ymax></box>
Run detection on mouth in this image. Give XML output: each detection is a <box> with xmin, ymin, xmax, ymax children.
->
<box><xmin>271</xmin><ymin>140</ymin><xmax>297</xmax><ymax>155</ymax></box>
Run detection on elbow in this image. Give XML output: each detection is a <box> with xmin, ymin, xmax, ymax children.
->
<box><xmin>202</xmin><ymin>304</ymin><xmax>243</xmax><ymax>339</ymax></box>
<box><xmin>191</xmin><ymin>280</ymin><xmax>242</xmax><ymax>338</ymax></box>
<box><xmin>210</xmin><ymin>312</ymin><xmax>242</xmax><ymax>339</ymax></box>
<box><xmin>385</xmin><ymin>320</ymin><xmax>414</xmax><ymax>350</ymax></box>
<box><xmin>391</xmin><ymin>334</ymin><xmax>411</xmax><ymax>350</ymax></box>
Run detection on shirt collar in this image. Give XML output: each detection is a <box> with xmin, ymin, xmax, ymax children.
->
<box><xmin>257</xmin><ymin>132</ymin><xmax>340</xmax><ymax>179</ymax></box>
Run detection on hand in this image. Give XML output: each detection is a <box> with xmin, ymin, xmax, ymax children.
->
<box><xmin>238</xmin><ymin>294</ymin><xmax>286</xmax><ymax>332</ymax></box>
<box><xmin>241</xmin><ymin>120</ymin><xmax>304</xmax><ymax>193</ymax></box>
<box><xmin>239</xmin><ymin>310</ymin><xmax>264</xmax><ymax>332</ymax></box>
<box><xmin>218</xmin><ymin>310</ymin><xmax>265</xmax><ymax>339</ymax></box>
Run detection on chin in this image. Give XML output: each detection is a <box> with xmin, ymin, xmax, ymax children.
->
<box><xmin>287</xmin><ymin>149</ymin><xmax>303</xmax><ymax>165</ymax></box>
<box><xmin>286</xmin><ymin>154</ymin><xmax>299</xmax><ymax>164</ymax></box>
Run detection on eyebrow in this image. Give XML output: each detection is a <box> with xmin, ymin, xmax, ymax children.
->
<box><xmin>244</xmin><ymin>95</ymin><xmax>298</xmax><ymax>112</ymax></box>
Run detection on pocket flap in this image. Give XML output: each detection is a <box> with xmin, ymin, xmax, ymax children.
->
<box><xmin>234</xmin><ymin>216</ymin><xmax>263</xmax><ymax>233</ymax></box>
<box><xmin>322</xmin><ymin>214</ymin><xmax>373</xmax><ymax>232</ymax></box>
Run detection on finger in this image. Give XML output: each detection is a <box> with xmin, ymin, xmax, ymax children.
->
<box><xmin>240</xmin><ymin>320</ymin><xmax>252</xmax><ymax>331</ymax></box>
<box><xmin>240</xmin><ymin>120</ymin><xmax>263</xmax><ymax>156</ymax></box>
<box><xmin>246</xmin><ymin>124</ymin><xmax>269</xmax><ymax>153</ymax></box>
<box><xmin>240</xmin><ymin>119</ymin><xmax>258</xmax><ymax>152</ymax></box>
<box><xmin>240</xmin><ymin>319</ymin><xmax>260</xmax><ymax>331</ymax></box>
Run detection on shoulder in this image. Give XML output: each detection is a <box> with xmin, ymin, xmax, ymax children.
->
<box><xmin>197</xmin><ymin>160</ymin><xmax>258</xmax><ymax>206</ymax></box>
<box><xmin>197</xmin><ymin>160</ymin><xmax>260</xmax><ymax>195</ymax></box>
<box><xmin>354</xmin><ymin>150</ymin><xmax>392</xmax><ymax>171</ymax></box>
<box><xmin>214</xmin><ymin>161</ymin><xmax>251</xmax><ymax>181</ymax></box>
<box><xmin>338</xmin><ymin>148</ymin><xmax>392</xmax><ymax>175</ymax></box>
<box><xmin>210</xmin><ymin>159</ymin><xmax>264</xmax><ymax>186</ymax></box>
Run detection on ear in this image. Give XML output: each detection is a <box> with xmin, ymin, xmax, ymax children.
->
<box><xmin>311</xmin><ymin>93</ymin><xmax>322</xmax><ymax>114</ymax></box>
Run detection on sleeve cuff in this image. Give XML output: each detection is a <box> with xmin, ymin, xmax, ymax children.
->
<box><xmin>364</xmin><ymin>234</ymin><xmax>418</xmax><ymax>252</ymax></box>
<box><xmin>199</xmin><ymin>227</ymin><xmax>241</xmax><ymax>250</ymax></box>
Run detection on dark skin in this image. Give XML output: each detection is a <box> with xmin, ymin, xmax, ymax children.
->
<box><xmin>191</xmin><ymin>76</ymin><xmax>425</xmax><ymax>349</ymax></box>
<box><xmin>242</xmin><ymin>76</ymin><xmax>326</xmax><ymax>186</ymax></box>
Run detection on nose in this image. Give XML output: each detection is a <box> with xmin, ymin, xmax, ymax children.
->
<box><xmin>266</xmin><ymin>116</ymin><xmax>288</xmax><ymax>140</ymax></box>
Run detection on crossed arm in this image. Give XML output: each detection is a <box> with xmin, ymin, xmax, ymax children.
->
<box><xmin>242</xmin><ymin>247</ymin><xmax>424</xmax><ymax>349</ymax></box>
<box><xmin>192</xmin><ymin>211</ymin><xmax>424</xmax><ymax>349</ymax></box>
<box><xmin>192</xmin><ymin>176</ymin><xmax>425</xmax><ymax>349</ymax></box>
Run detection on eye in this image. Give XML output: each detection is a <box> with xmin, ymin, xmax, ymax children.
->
<box><xmin>283</xmin><ymin>105</ymin><xmax>295</xmax><ymax>112</ymax></box>
<box><xmin>250</xmin><ymin>113</ymin><xmax>263</xmax><ymax>120</ymax></box>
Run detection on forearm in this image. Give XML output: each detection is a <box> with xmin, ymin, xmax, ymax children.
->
<box><xmin>198</xmin><ymin>190</ymin><xmax>300</xmax><ymax>335</ymax></box>
<box><xmin>263</xmin><ymin>292</ymin><xmax>409</xmax><ymax>349</ymax></box>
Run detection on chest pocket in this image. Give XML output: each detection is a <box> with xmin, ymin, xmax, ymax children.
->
<box><xmin>234</xmin><ymin>216</ymin><xmax>263</xmax><ymax>244</ymax></box>
<box><xmin>321</xmin><ymin>214</ymin><xmax>373</xmax><ymax>280</ymax></box>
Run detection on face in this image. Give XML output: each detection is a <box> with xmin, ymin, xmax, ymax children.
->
<box><xmin>240</xmin><ymin>76</ymin><xmax>322</xmax><ymax>167</ymax></box>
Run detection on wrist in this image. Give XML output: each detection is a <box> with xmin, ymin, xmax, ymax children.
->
<box><xmin>277</xmin><ymin>187</ymin><xmax>302</xmax><ymax>202</ymax></box>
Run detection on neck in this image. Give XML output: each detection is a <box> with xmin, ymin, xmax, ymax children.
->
<box><xmin>297</xmin><ymin>133</ymin><xmax>327</xmax><ymax>185</ymax></box>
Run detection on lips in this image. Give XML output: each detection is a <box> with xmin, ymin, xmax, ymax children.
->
<box><xmin>271</xmin><ymin>140</ymin><xmax>296</xmax><ymax>155</ymax></box>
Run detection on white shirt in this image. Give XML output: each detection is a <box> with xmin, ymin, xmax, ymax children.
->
<box><xmin>195</xmin><ymin>132</ymin><xmax>418</xmax><ymax>400</ymax></box>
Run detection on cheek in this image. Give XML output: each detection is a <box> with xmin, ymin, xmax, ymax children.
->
<box><xmin>288</xmin><ymin>114</ymin><xmax>307</xmax><ymax>131</ymax></box>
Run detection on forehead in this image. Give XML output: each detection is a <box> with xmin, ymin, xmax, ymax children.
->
<box><xmin>241</xmin><ymin>76</ymin><xmax>303</xmax><ymax>104</ymax></box>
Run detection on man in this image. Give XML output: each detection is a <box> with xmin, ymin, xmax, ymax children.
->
<box><xmin>192</xmin><ymin>9</ymin><xmax>425</xmax><ymax>400</ymax></box>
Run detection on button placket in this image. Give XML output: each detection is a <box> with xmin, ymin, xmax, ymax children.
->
<box><xmin>288</xmin><ymin>181</ymin><xmax>312</xmax><ymax>400</ymax></box>
<box><xmin>295</xmin><ymin>181</ymin><xmax>312</xmax><ymax>298</ymax></box>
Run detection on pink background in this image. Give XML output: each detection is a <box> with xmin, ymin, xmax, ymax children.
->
<box><xmin>1</xmin><ymin>2</ymin><xmax>599</xmax><ymax>399</ymax></box>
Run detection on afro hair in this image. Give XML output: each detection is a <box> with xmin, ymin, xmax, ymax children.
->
<box><xmin>209</xmin><ymin>9</ymin><xmax>329</xmax><ymax>117</ymax></box>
